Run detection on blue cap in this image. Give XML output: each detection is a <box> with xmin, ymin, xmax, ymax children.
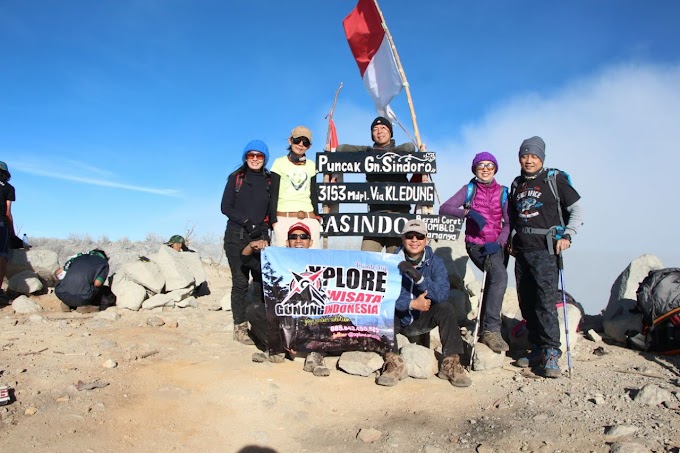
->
<box><xmin>0</xmin><ymin>161</ymin><xmax>7</xmax><ymax>172</ymax></box>
<box><xmin>242</xmin><ymin>140</ymin><xmax>269</xmax><ymax>166</ymax></box>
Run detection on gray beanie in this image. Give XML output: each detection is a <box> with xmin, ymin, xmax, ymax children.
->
<box><xmin>518</xmin><ymin>136</ymin><xmax>546</xmax><ymax>162</ymax></box>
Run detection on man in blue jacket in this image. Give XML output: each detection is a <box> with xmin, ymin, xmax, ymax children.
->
<box><xmin>377</xmin><ymin>219</ymin><xmax>471</xmax><ymax>388</ymax></box>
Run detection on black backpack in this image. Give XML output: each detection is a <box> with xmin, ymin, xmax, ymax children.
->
<box><xmin>636</xmin><ymin>268</ymin><xmax>680</xmax><ymax>355</ymax></box>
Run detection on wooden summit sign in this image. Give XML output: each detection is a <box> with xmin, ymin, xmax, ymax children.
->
<box><xmin>320</xmin><ymin>213</ymin><xmax>463</xmax><ymax>241</ymax></box>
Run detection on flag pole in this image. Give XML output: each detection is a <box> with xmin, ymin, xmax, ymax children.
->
<box><xmin>372</xmin><ymin>0</ymin><xmax>433</xmax><ymax>214</ymax></box>
<box><xmin>323</xmin><ymin>82</ymin><xmax>344</xmax><ymax>249</ymax></box>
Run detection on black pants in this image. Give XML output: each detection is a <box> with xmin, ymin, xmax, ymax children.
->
<box><xmin>396</xmin><ymin>302</ymin><xmax>464</xmax><ymax>357</ymax></box>
<box><xmin>246</xmin><ymin>302</ymin><xmax>268</xmax><ymax>347</ymax></box>
<box><xmin>224</xmin><ymin>227</ymin><xmax>263</xmax><ymax>324</ymax></box>
<box><xmin>515</xmin><ymin>249</ymin><xmax>561</xmax><ymax>349</ymax></box>
<box><xmin>466</xmin><ymin>244</ymin><xmax>508</xmax><ymax>333</ymax></box>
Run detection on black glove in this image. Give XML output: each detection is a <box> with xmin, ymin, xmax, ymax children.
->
<box><xmin>398</xmin><ymin>261</ymin><xmax>423</xmax><ymax>284</ymax></box>
<box><xmin>480</xmin><ymin>242</ymin><xmax>501</xmax><ymax>257</ymax></box>
<box><xmin>466</xmin><ymin>209</ymin><xmax>487</xmax><ymax>230</ymax></box>
<box><xmin>243</xmin><ymin>221</ymin><xmax>263</xmax><ymax>239</ymax></box>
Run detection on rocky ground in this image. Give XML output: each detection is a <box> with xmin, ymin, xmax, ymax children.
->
<box><xmin>0</xmin><ymin>242</ymin><xmax>678</xmax><ymax>453</ymax></box>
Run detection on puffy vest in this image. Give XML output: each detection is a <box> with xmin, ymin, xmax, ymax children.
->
<box><xmin>466</xmin><ymin>180</ymin><xmax>504</xmax><ymax>245</ymax></box>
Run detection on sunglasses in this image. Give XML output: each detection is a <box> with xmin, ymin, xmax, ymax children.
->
<box><xmin>246</xmin><ymin>152</ymin><xmax>265</xmax><ymax>161</ymax></box>
<box><xmin>404</xmin><ymin>232</ymin><xmax>426</xmax><ymax>240</ymax></box>
<box><xmin>476</xmin><ymin>162</ymin><xmax>496</xmax><ymax>170</ymax></box>
<box><xmin>288</xmin><ymin>233</ymin><xmax>310</xmax><ymax>240</ymax></box>
<box><xmin>291</xmin><ymin>136</ymin><xmax>311</xmax><ymax>148</ymax></box>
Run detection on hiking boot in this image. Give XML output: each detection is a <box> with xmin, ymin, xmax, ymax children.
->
<box><xmin>376</xmin><ymin>352</ymin><xmax>407</xmax><ymax>386</ymax></box>
<box><xmin>439</xmin><ymin>355</ymin><xmax>472</xmax><ymax>387</ymax></box>
<box><xmin>252</xmin><ymin>351</ymin><xmax>285</xmax><ymax>363</ymax></box>
<box><xmin>479</xmin><ymin>330</ymin><xmax>509</xmax><ymax>353</ymax></box>
<box><xmin>515</xmin><ymin>346</ymin><xmax>542</xmax><ymax>368</ymax></box>
<box><xmin>541</xmin><ymin>348</ymin><xmax>562</xmax><ymax>378</ymax></box>
<box><xmin>233</xmin><ymin>322</ymin><xmax>255</xmax><ymax>345</ymax></box>
<box><xmin>303</xmin><ymin>352</ymin><xmax>330</xmax><ymax>377</ymax></box>
<box><xmin>0</xmin><ymin>289</ymin><xmax>9</xmax><ymax>304</ymax></box>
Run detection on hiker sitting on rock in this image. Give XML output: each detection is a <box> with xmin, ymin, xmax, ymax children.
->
<box><xmin>440</xmin><ymin>151</ymin><xmax>510</xmax><ymax>354</ymax></box>
<box><xmin>336</xmin><ymin>116</ymin><xmax>418</xmax><ymax>253</ymax></box>
<box><xmin>165</xmin><ymin>235</ymin><xmax>190</xmax><ymax>252</ymax></box>
<box><xmin>55</xmin><ymin>249</ymin><xmax>112</xmax><ymax>313</ymax></box>
<box><xmin>377</xmin><ymin>219</ymin><xmax>471</xmax><ymax>388</ymax></box>
<box><xmin>244</xmin><ymin>222</ymin><xmax>331</xmax><ymax>377</ymax></box>
<box><xmin>508</xmin><ymin>136</ymin><xmax>583</xmax><ymax>378</ymax></box>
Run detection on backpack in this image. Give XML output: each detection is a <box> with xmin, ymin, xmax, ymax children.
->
<box><xmin>635</xmin><ymin>268</ymin><xmax>680</xmax><ymax>354</ymax></box>
<box><xmin>234</xmin><ymin>169</ymin><xmax>272</xmax><ymax>194</ymax></box>
<box><xmin>464</xmin><ymin>179</ymin><xmax>508</xmax><ymax>210</ymax></box>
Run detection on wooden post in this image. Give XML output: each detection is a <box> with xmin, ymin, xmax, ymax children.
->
<box><xmin>322</xmin><ymin>82</ymin><xmax>344</xmax><ymax>249</ymax></box>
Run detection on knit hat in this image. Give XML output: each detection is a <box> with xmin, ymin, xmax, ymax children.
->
<box><xmin>291</xmin><ymin>126</ymin><xmax>313</xmax><ymax>142</ymax></box>
<box><xmin>371</xmin><ymin>116</ymin><xmax>393</xmax><ymax>140</ymax></box>
<box><xmin>401</xmin><ymin>219</ymin><xmax>428</xmax><ymax>236</ymax></box>
<box><xmin>471</xmin><ymin>151</ymin><xmax>498</xmax><ymax>174</ymax></box>
<box><xmin>242</xmin><ymin>140</ymin><xmax>269</xmax><ymax>166</ymax></box>
<box><xmin>288</xmin><ymin>222</ymin><xmax>311</xmax><ymax>236</ymax></box>
<box><xmin>0</xmin><ymin>161</ymin><xmax>7</xmax><ymax>172</ymax></box>
<box><xmin>165</xmin><ymin>235</ymin><xmax>189</xmax><ymax>251</ymax></box>
<box><xmin>518</xmin><ymin>136</ymin><xmax>546</xmax><ymax>162</ymax></box>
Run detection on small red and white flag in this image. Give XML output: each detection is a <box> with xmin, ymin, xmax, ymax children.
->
<box><xmin>343</xmin><ymin>0</ymin><xmax>403</xmax><ymax>117</ymax></box>
<box><xmin>326</xmin><ymin>116</ymin><xmax>339</xmax><ymax>151</ymax></box>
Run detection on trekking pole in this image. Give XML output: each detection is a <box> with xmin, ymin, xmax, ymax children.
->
<box><xmin>469</xmin><ymin>256</ymin><xmax>491</xmax><ymax>371</ymax></box>
<box><xmin>558</xmin><ymin>253</ymin><xmax>573</xmax><ymax>378</ymax></box>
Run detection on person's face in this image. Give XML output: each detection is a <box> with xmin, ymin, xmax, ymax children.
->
<box><xmin>289</xmin><ymin>136</ymin><xmax>311</xmax><ymax>156</ymax></box>
<box><xmin>402</xmin><ymin>231</ymin><xmax>427</xmax><ymax>258</ymax></box>
<box><xmin>245</xmin><ymin>151</ymin><xmax>265</xmax><ymax>171</ymax></box>
<box><xmin>171</xmin><ymin>242</ymin><xmax>182</xmax><ymax>252</ymax></box>
<box><xmin>372</xmin><ymin>124</ymin><xmax>391</xmax><ymax>146</ymax></box>
<box><xmin>287</xmin><ymin>229</ymin><xmax>312</xmax><ymax>248</ymax></box>
<box><xmin>474</xmin><ymin>160</ymin><xmax>497</xmax><ymax>183</ymax></box>
<box><xmin>519</xmin><ymin>153</ymin><xmax>543</xmax><ymax>173</ymax></box>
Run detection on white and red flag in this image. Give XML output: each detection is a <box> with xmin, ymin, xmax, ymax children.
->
<box><xmin>343</xmin><ymin>0</ymin><xmax>403</xmax><ymax>117</ymax></box>
<box><xmin>326</xmin><ymin>116</ymin><xmax>339</xmax><ymax>151</ymax></box>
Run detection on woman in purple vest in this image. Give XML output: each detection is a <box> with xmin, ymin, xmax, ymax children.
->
<box><xmin>440</xmin><ymin>152</ymin><xmax>510</xmax><ymax>353</ymax></box>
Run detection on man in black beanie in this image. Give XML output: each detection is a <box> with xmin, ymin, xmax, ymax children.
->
<box><xmin>336</xmin><ymin>116</ymin><xmax>416</xmax><ymax>253</ymax></box>
<box><xmin>508</xmin><ymin>136</ymin><xmax>584</xmax><ymax>378</ymax></box>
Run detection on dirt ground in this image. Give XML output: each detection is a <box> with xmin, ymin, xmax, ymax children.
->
<box><xmin>1</xmin><ymin>262</ymin><xmax>678</xmax><ymax>453</ymax></box>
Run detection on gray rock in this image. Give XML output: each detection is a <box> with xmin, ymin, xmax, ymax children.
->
<box><xmin>177</xmin><ymin>251</ymin><xmax>206</xmax><ymax>287</ymax></box>
<box><xmin>11</xmin><ymin>295</ymin><xmax>42</xmax><ymax>314</ymax></box>
<box><xmin>147</xmin><ymin>316</ymin><xmax>165</xmax><ymax>327</ymax></box>
<box><xmin>401</xmin><ymin>343</ymin><xmax>437</xmax><ymax>378</ymax></box>
<box><xmin>586</xmin><ymin>329</ymin><xmax>602</xmax><ymax>342</ymax></box>
<box><xmin>150</xmin><ymin>246</ymin><xmax>194</xmax><ymax>292</ymax></box>
<box><xmin>338</xmin><ymin>351</ymin><xmax>383</xmax><ymax>376</ymax></box>
<box><xmin>472</xmin><ymin>342</ymin><xmax>504</xmax><ymax>371</ymax></box>
<box><xmin>558</xmin><ymin>302</ymin><xmax>581</xmax><ymax>354</ymax></box>
<box><xmin>609</xmin><ymin>442</ymin><xmax>651</xmax><ymax>453</ymax></box>
<box><xmin>7</xmin><ymin>248</ymin><xmax>60</xmax><ymax>286</ymax></box>
<box><xmin>142</xmin><ymin>293</ymin><xmax>175</xmax><ymax>310</ymax></box>
<box><xmin>119</xmin><ymin>260</ymin><xmax>165</xmax><ymax>294</ymax></box>
<box><xmin>28</xmin><ymin>314</ymin><xmax>45</xmax><ymax>323</ymax></box>
<box><xmin>176</xmin><ymin>296</ymin><xmax>198</xmax><ymax>308</ymax></box>
<box><xmin>357</xmin><ymin>427</ymin><xmax>382</xmax><ymax>443</ymax></box>
<box><xmin>605</xmin><ymin>425</ymin><xmax>638</xmax><ymax>438</ymax></box>
<box><xmin>634</xmin><ymin>384</ymin><xmax>674</xmax><ymax>406</ymax></box>
<box><xmin>102</xmin><ymin>359</ymin><xmax>117</xmax><ymax>369</ymax></box>
<box><xmin>168</xmin><ymin>286</ymin><xmax>195</xmax><ymax>302</ymax></box>
<box><xmin>500</xmin><ymin>287</ymin><xmax>520</xmax><ymax>319</ymax></box>
<box><xmin>603</xmin><ymin>312</ymin><xmax>643</xmax><ymax>344</ymax></box>
<box><xmin>605</xmin><ymin>254</ymin><xmax>663</xmax><ymax>322</ymax></box>
<box><xmin>94</xmin><ymin>309</ymin><xmax>120</xmax><ymax>321</ymax></box>
<box><xmin>8</xmin><ymin>270</ymin><xmax>43</xmax><ymax>295</ymax></box>
<box><xmin>429</xmin><ymin>239</ymin><xmax>473</xmax><ymax>290</ymax></box>
<box><xmin>112</xmin><ymin>279</ymin><xmax>147</xmax><ymax>311</ymax></box>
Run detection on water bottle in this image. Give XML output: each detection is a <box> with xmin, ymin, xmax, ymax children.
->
<box><xmin>22</xmin><ymin>233</ymin><xmax>30</xmax><ymax>250</ymax></box>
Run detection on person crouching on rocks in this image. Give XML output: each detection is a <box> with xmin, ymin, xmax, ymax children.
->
<box><xmin>439</xmin><ymin>152</ymin><xmax>510</xmax><ymax>354</ymax></box>
<box><xmin>244</xmin><ymin>222</ymin><xmax>330</xmax><ymax>376</ymax></box>
<box><xmin>221</xmin><ymin>140</ymin><xmax>280</xmax><ymax>345</ymax></box>
<box><xmin>377</xmin><ymin>219</ymin><xmax>471</xmax><ymax>388</ymax></box>
<box><xmin>55</xmin><ymin>249</ymin><xmax>111</xmax><ymax>313</ymax></box>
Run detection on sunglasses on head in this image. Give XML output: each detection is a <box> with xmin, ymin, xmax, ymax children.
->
<box><xmin>246</xmin><ymin>152</ymin><xmax>265</xmax><ymax>161</ymax></box>
<box><xmin>476</xmin><ymin>162</ymin><xmax>496</xmax><ymax>170</ymax></box>
<box><xmin>291</xmin><ymin>136</ymin><xmax>311</xmax><ymax>148</ymax></box>
<box><xmin>404</xmin><ymin>232</ymin><xmax>426</xmax><ymax>240</ymax></box>
<box><xmin>288</xmin><ymin>233</ymin><xmax>310</xmax><ymax>240</ymax></box>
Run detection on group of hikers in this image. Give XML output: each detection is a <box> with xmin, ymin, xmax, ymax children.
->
<box><xmin>0</xmin><ymin>115</ymin><xmax>582</xmax><ymax>387</ymax></box>
<box><xmin>219</xmin><ymin>116</ymin><xmax>583</xmax><ymax>386</ymax></box>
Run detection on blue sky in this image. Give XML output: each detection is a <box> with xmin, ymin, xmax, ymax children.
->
<box><xmin>2</xmin><ymin>1</ymin><xmax>680</xmax><ymax>312</ymax></box>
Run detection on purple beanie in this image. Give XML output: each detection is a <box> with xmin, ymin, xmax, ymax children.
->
<box><xmin>471</xmin><ymin>152</ymin><xmax>498</xmax><ymax>174</ymax></box>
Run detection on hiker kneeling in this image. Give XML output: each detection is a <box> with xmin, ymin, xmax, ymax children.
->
<box><xmin>377</xmin><ymin>220</ymin><xmax>471</xmax><ymax>388</ymax></box>
<box><xmin>55</xmin><ymin>249</ymin><xmax>111</xmax><ymax>313</ymax></box>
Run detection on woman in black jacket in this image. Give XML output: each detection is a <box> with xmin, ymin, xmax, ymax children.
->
<box><xmin>221</xmin><ymin>140</ymin><xmax>280</xmax><ymax>344</ymax></box>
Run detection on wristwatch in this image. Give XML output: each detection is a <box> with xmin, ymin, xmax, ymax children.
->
<box><xmin>561</xmin><ymin>234</ymin><xmax>572</xmax><ymax>242</ymax></box>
